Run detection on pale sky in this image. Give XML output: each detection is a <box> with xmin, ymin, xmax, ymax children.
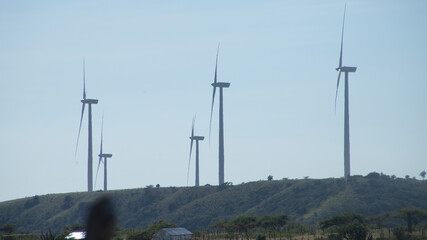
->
<box><xmin>1</xmin><ymin>0</ymin><xmax>426</xmax><ymax>202</ymax></box>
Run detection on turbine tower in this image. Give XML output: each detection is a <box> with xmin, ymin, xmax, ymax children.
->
<box><xmin>187</xmin><ymin>116</ymin><xmax>204</xmax><ymax>187</ymax></box>
<box><xmin>96</xmin><ymin>115</ymin><xmax>112</xmax><ymax>191</ymax></box>
<box><xmin>209</xmin><ymin>44</ymin><xmax>230</xmax><ymax>186</ymax></box>
<box><xmin>334</xmin><ymin>5</ymin><xmax>357</xmax><ymax>179</ymax></box>
<box><xmin>76</xmin><ymin>59</ymin><xmax>99</xmax><ymax>192</ymax></box>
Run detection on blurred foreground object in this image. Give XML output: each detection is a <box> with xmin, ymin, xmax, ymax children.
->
<box><xmin>86</xmin><ymin>197</ymin><xmax>115</xmax><ymax>240</ymax></box>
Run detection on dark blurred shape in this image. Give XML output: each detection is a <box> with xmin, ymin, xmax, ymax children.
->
<box><xmin>86</xmin><ymin>197</ymin><xmax>115</xmax><ymax>240</ymax></box>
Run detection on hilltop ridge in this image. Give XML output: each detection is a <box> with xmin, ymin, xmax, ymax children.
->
<box><xmin>1</xmin><ymin>173</ymin><xmax>426</xmax><ymax>233</ymax></box>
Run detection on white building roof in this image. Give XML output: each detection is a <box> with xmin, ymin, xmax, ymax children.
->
<box><xmin>65</xmin><ymin>231</ymin><xmax>86</xmax><ymax>240</ymax></box>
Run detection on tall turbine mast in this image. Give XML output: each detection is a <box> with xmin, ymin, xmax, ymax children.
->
<box><xmin>335</xmin><ymin>5</ymin><xmax>357</xmax><ymax>178</ymax></box>
<box><xmin>76</xmin><ymin>59</ymin><xmax>99</xmax><ymax>192</ymax></box>
<box><xmin>187</xmin><ymin>116</ymin><xmax>204</xmax><ymax>187</ymax></box>
<box><xmin>209</xmin><ymin>44</ymin><xmax>230</xmax><ymax>185</ymax></box>
<box><xmin>96</xmin><ymin>114</ymin><xmax>113</xmax><ymax>191</ymax></box>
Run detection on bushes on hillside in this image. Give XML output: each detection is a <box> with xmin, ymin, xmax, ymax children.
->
<box><xmin>0</xmin><ymin>224</ymin><xmax>15</xmax><ymax>234</ymax></box>
<box><xmin>62</xmin><ymin>196</ymin><xmax>73</xmax><ymax>210</ymax></box>
<box><xmin>320</xmin><ymin>213</ymin><xmax>368</xmax><ymax>240</ymax></box>
<box><xmin>24</xmin><ymin>196</ymin><xmax>40</xmax><ymax>209</ymax></box>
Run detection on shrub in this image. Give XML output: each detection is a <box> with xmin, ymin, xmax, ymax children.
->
<box><xmin>62</xmin><ymin>196</ymin><xmax>73</xmax><ymax>210</ymax></box>
<box><xmin>256</xmin><ymin>234</ymin><xmax>266</xmax><ymax>240</ymax></box>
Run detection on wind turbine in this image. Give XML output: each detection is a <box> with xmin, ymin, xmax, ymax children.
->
<box><xmin>209</xmin><ymin>44</ymin><xmax>230</xmax><ymax>186</ymax></box>
<box><xmin>334</xmin><ymin>5</ymin><xmax>357</xmax><ymax>179</ymax></box>
<box><xmin>76</xmin><ymin>59</ymin><xmax>99</xmax><ymax>192</ymax></box>
<box><xmin>187</xmin><ymin>116</ymin><xmax>204</xmax><ymax>187</ymax></box>
<box><xmin>96</xmin><ymin>115</ymin><xmax>112</xmax><ymax>191</ymax></box>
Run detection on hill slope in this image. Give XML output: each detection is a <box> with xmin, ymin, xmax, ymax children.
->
<box><xmin>1</xmin><ymin>174</ymin><xmax>426</xmax><ymax>233</ymax></box>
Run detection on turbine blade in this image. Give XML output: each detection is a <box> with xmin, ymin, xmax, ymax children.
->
<box><xmin>338</xmin><ymin>4</ymin><xmax>346</xmax><ymax>69</ymax></box>
<box><xmin>187</xmin><ymin>138</ymin><xmax>194</xmax><ymax>186</ymax></box>
<box><xmin>94</xmin><ymin>156</ymin><xmax>102</xmax><ymax>190</ymax></box>
<box><xmin>334</xmin><ymin>69</ymin><xmax>342</xmax><ymax>113</ymax></box>
<box><xmin>100</xmin><ymin>113</ymin><xmax>104</xmax><ymax>155</ymax></box>
<box><xmin>214</xmin><ymin>43</ymin><xmax>220</xmax><ymax>85</ymax></box>
<box><xmin>75</xmin><ymin>103</ymin><xmax>85</xmax><ymax>155</ymax></box>
<box><xmin>209</xmin><ymin>44</ymin><xmax>220</xmax><ymax>142</ymax></box>
<box><xmin>191</xmin><ymin>115</ymin><xmax>195</xmax><ymax>138</ymax></box>
<box><xmin>83</xmin><ymin>58</ymin><xmax>86</xmax><ymax>100</ymax></box>
<box><xmin>187</xmin><ymin>115</ymin><xmax>197</xmax><ymax>185</ymax></box>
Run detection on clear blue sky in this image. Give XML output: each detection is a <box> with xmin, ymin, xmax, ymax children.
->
<box><xmin>1</xmin><ymin>0</ymin><xmax>426</xmax><ymax>202</ymax></box>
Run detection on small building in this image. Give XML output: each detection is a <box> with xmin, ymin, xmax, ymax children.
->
<box><xmin>153</xmin><ymin>228</ymin><xmax>192</xmax><ymax>240</ymax></box>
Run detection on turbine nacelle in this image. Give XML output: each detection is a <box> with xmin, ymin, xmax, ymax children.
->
<box><xmin>190</xmin><ymin>136</ymin><xmax>205</xmax><ymax>141</ymax></box>
<box><xmin>212</xmin><ymin>82</ymin><xmax>230</xmax><ymax>88</ymax></box>
<box><xmin>81</xmin><ymin>99</ymin><xmax>99</xmax><ymax>104</ymax></box>
<box><xmin>99</xmin><ymin>153</ymin><xmax>112</xmax><ymax>158</ymax></box>
<box><xmin>336</xmin><ymin>66</ymin><xmax>357</xmax><ymax>73</ymax></box>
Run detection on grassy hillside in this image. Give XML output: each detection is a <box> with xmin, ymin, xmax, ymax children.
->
<box><xmin>1</xmin><ymin>174</ymin><xmax>426</xmax><ymax>234</ymax></box>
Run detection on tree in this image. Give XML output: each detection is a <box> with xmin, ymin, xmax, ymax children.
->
<box><xmin>272</xmin><ymin>215</ymin><xmax>288</xmax><ymax>240</ymax></box>
<box><xmin>420</xmin><ymin>170</ymin><xmax>426</xmax><ymax>180</ymax></box>
<box><xmin>228</xmin><ymin>215</ymin><xmax>258</xmax><ymax>240</ymax></box>
<box><xmin>258</xmin><ymin>216</ymin><xmax>275</xmax><ymax>237</ymax></box>
<box><xmin>257</xmin><ymin>215</ymin><xmax>288</xmax><ymax>240</ymax></box>
<box><xmin>209</xmin><ymin>221</ymin><xmax>227</xmax><ymax>235</ymax></box>
<box><xmin>268</xmin><ymin>175</ymin><xmax>273</xmax><ymax>181</ymax></box>
<box><xmin>368</xmin><ymin>213</ymin><xmax>390</xmax><ymax>230</ymax></box>
<box><xmin>320</xmin><ymin>213</ymin><xmax>366</xmax><ymax>230</ymax></box>
<box><xmin>340</xmin><ymin>222</ymin><xmax>368</xmax><ymax>240</ymax></box>
<box><xmin>366</xmin><ymin>172</ymin><xmax>380</xmax><ymax>179</ymax></box>
<box><xmin>394</xmin><ymin>209</ymin><xmax>427</xmax><ymax>233</ymax></box>
<box><xmin>320</xmin><ymin>213</ymin><xmax>368</xmax><ymax>240</ymax></box>
<box><xmin>217</xmin><ymin>182</ymin><xmax>233</xmax><ymax>191</ymax></box>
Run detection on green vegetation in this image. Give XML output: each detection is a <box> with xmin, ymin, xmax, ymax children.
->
<box><xmin>320</xmin><ymin>213</ymin><xmax>368</xmax><ymax>240</ymax></box>
<box><xmin>0</xmin><ymin>224</ymin><xmax>16</xmax><ymax>234</ymax></box>
<box><xmin>0</xmin><ymin>173</ymin><xmax>426</xmax><ymax>237</ymax></box>
<box><xmin>420</xmin><ymin>170</ymin><xmax>426</xmax><ymax>180</ymax></box>
<box><xmin>393</xmin><ymin>209</ymin><xmax>427</xmax><ymax>234</ymax></box>
<box><xmin>1</xmin><ymin>210</ymin><xmax>427</xmax><ymax>240</ymax></box>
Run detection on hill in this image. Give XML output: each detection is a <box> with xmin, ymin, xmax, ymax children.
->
<box><xmin>1</xmin><ymin>173</ymin><xmax>427</xmax><ymax>233</ymax></box>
